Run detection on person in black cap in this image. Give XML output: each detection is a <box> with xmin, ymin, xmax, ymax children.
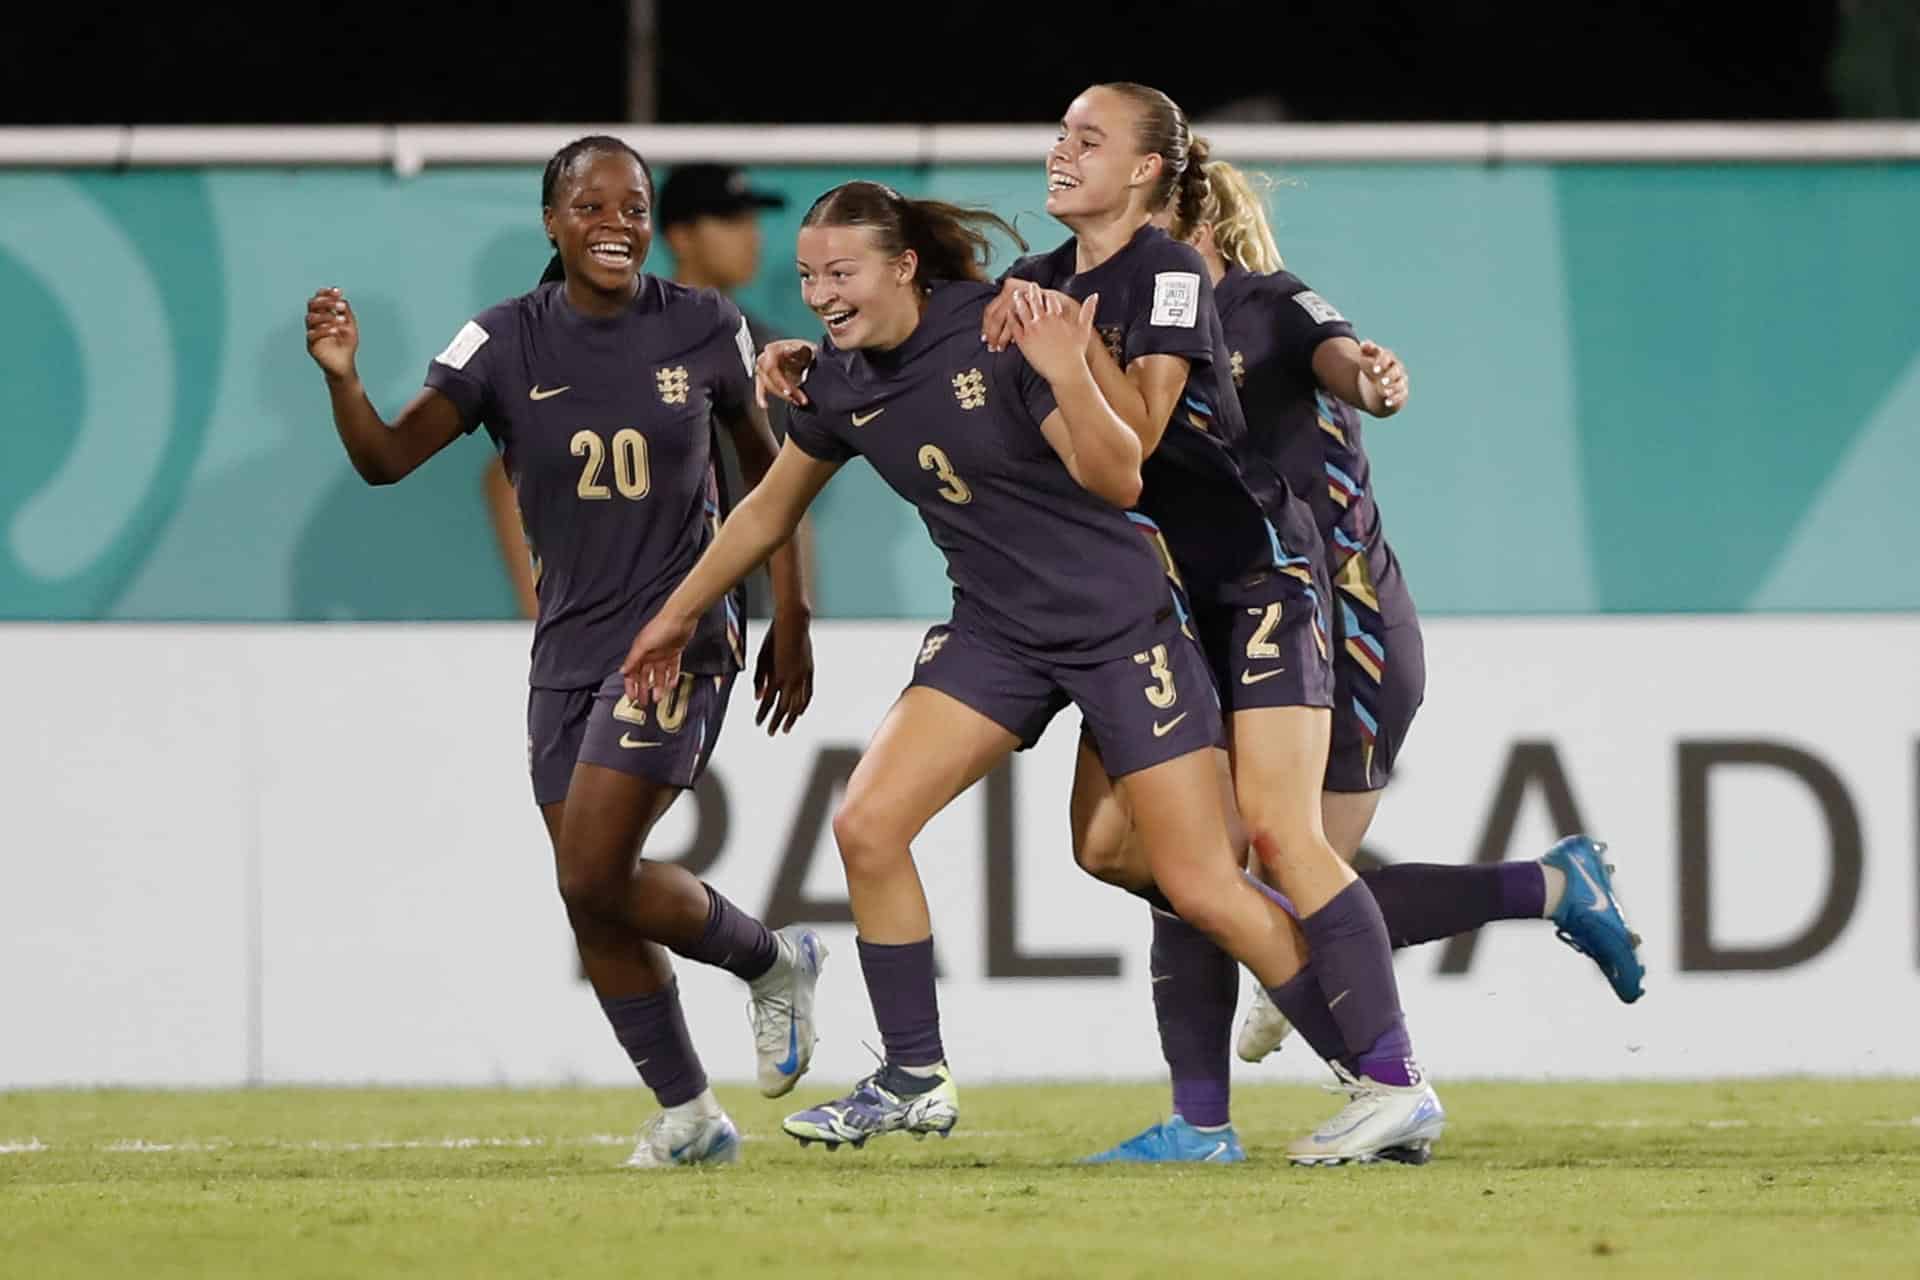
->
<box><xmin>657</xmin><ymin>162</ymin><xmax>787</xmax><ymax>300</ymax></box>
<box><xmin>496</xmin><ymin>161</ymin><xmax>810</xmax><ymax>621</ymax></box>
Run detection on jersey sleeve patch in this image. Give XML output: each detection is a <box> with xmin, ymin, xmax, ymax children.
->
<box><xmin>434</xmin><ymin>320</ymin><xmax>490</xmax><ymax>370</ymax></box>
<box><xmin>1291</xmin><ymin>290</ymin><xmax>1346</xmax><ymax>325</ymax></box>
<box><xmin>1150</xmin><ymin>271</ymin><xmax>1201</xmax><ymax>328</ymax></box>
<box><xmin>733</xmin><ymin>316</ymin><xmax>755</xmax><ymax>379</ymax></box>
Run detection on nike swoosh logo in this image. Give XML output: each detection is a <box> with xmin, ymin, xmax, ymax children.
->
<box><xmin>528</xmin><ymin>384</ymin><xmax>571</xmax><ymax>401</ymax></box>
<box><xmin>1567</xmin><ymin>850</ymin><xmax>1615</xmax><ymax>913</ymax></box>
<box><xmin>1328</xmin><ymin>989</ymin><xmax>1350</xmax><ymax>1009</ymax></box>
<box><xmin>1204</xmin><ymin>1141</ymin><xmax>1230</xmax><ymax>1161</ymax></box>
<box><xmin>774</xmin><ymin>1022</ymin><xmax>801</xmax><ymax>1077</ymax></box>
<box><xmin>1240</xmin><ymin>668</ymin><xmax>1285</xmax><ymax>685</ymax></box>
<box><xmin>1150</xmin><ymin>974</ymin><xmax>1172</xmax><ymax>984</ymax></box>
<box><xmin>619</xmin><ymin>733</ymin><xmax>662</xmax><ymax>749</ymax></box>
<box><xmin>1152</xmin><ymin>713</ymin><xmax>1189</xmax><ymax>738</ymax></box>
<box><xmin>851</xmin><ymin>407</ymin><xmax>885</xmax><ymax>426</ymax></box>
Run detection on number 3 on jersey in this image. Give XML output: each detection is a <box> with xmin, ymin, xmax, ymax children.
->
<box><xmin>1133</xmin><ymin>644</ymin><xmax>1178</xmax><ymax>708</ymax></box>
<box><xmin>573</xmin><ymin>428</ymin><xmax>651</xmax><ymax>500</ymax></box>
<box><xmin>917</xmin><ymin>444</ymin><xmax>972</xmax><ymax>505</ymax></box>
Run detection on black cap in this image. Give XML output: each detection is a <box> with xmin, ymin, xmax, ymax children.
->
<box><xmin>658</xmin><ymin>163</ymin><xmax>787</xmax><ymax>228</ymax></box>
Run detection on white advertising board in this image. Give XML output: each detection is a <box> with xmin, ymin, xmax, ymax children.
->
<box><xmin>1</xmin><ymin>618</ymin><xmax>1914</xmax><ymax>1087</ymax></box>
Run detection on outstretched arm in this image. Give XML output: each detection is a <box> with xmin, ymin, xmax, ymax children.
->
<box><xmin>623</xmin><ymin>441</ymin><xmax>840</xmax><ymax>704</ymax></box>
<box><xmin>306</xmin><ymin>288</ymin><xmax>466</xmax><ymax>484</ymax></box>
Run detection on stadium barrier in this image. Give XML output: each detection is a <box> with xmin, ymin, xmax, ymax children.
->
<box><xmin>2</xmin><ymin>126</ymin><xmax>1918</xmax><ymax>621</ymax></box>
<box><xmin>5</xmin><ymin>617</ymin><xmax>1915</xmax><ymax>1086</ymax></box>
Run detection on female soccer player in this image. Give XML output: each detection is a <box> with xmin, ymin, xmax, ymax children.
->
<box><xmin>304</xmin><ymin>136</ymin><xmax>825</xmax><ymax>1170</ymax></box>
<box><xmin>623</xmin><ymin>180</ymin><xmax>1316</xmax><ymax>1152</ymax></box>
<box><xmin>1071</xmin><ymin>154</ymin><xmax>1648</xmax><ymax>1166</ymax></box>
<box><xmin>991</xmin><ymin>83</ymin><xmax>1444</xmax><ymax>1166</ymax></box>
<box><xmin>1176</xmin><ymin>156</ymin><xmax>1644</xmax><ymax>1047</ymax></box>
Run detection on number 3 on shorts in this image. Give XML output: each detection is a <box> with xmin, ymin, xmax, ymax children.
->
<box><xmin>1133</xmin><ymin>644</ymin><xmax>1177</xmax><ymax>709</ymax></box>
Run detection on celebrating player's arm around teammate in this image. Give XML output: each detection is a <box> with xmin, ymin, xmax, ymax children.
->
<box><xmin>623</xmin><ymin>180</ymin><xmax>1312</xmax><ymax>1153</ymax></box>
<box><xmin>1168</xmin><ymin>161</ymin><xmax>1645</xmax><ymax>1074</ymax></box>
<box><xmin>304</xmin><ymin>135</ymin><xmax>824</xmax><ymax>1171</ymax></box>
<box><xmin>979</xmin><ymin>83</ymin><xmax>1445</xmax><ymax>1167</ymax></box>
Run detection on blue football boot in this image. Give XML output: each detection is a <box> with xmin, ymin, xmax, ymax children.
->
<box><xmin>1081</xmin><ymin>1115</ymin><xmax>1248</xmax><ymax>1164</ymax></box>
<box><xmin>1542</xmin><ymin>836</ymin><xmax>1646</xmax><ymax>1002</ymax></box>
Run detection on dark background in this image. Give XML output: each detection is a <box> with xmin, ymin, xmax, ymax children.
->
<box><xmin>8</xmin><ymin>0</ymin><xmax>1913</xmax><ymax>126</ymax></box>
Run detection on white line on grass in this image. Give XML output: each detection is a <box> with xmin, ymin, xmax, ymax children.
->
<box><xmin>1</xmin><ymin>1131</ymin><xmax>1025</xmax><ymax>1156</ymax></box>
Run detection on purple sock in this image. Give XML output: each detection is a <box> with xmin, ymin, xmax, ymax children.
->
<box><xmin>1300</xmin><ymin>880</ymin><xmax>1419</xmax><ymax>1086</ymax></box>
<box><xmin>1149</xmin><ymin>910</ymin><xmax>1236</xmax><ymax>1128</ymax></box>
<box><xmin>1264</xmin><ymin>968</ymin><xmax>1348</xmax><ymax>1065</ymax></box>
<box><xmin>600</xmin><ymin>979</ymin><xmax>707</xmax><ymax>1107</ymax></box>
<box><xmin>1360</xmin><ymin>862</ymin><xmax>1546</xmax><ymax>948</ymax></box>
<box><xmin>677</xmin><ymin>886</ymin><xmax>778</xmax><ymax>982</ymax></box>
<box><xmin>857</xmin><ymin>937</ymin><xmax>944</xmax><ymax>1067</ymax></box>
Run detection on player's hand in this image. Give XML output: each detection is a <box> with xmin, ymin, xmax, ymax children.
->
<box><xmin>621</xmin><ymin>611</ymin><xmax>696</xmax><ymax>705</ymax></box>
<box><xmin>756</xmin><ymin>340</ymin><xmax>817</xmax><ymax>409</ymax></box>
<box><xmin>1355</xmin><ymin>339</ymin><xmax>1408</xmax><ymax>416</ymax></box>
<box><xmin>305</xmin><ymin>287</ymin><xmax>359</xmax><ymax>379</ymax></box>
<box><xmin>1011</xmin><ymin>289</ymin><xmax>1098</xmax><ymax>385</ymax></box>
<box><xmin>753</xmin><ymin>606</ymin><xmax>816</xmax><ymax>735</ymax></box>
<box><xmin>982</xmin><ymin>277</ymin><xmax>1040</xmax><ymax>352</ymax></box>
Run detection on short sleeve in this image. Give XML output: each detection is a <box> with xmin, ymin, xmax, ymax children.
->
<box><xmin>422</xmin><ymin>309</ymin><xmax>508</xmax><ymax>434</ymax></box>
<box><xmin>785</xmin><ymin>403</ymin><xmax>855</xmax><ymax>465</ymax></box>
<box><xmin>1122</xmin><ymin>238</ymin><xmax>1218</xmax><ymax>366</ymax></box>
<box><xmin>1264</xmin><ymin>272</ymin><xmax>1357</xmax><ymax>381</ymax></box>
<box><xmin>1010</xmin><ymin>350</ymin><xmax>1059</xmax><ymax>430</ymax></box>
<box><xmin>708</xmin><ymin>297</ymin><xmax>756</xmax><ymax>419</ymax></box>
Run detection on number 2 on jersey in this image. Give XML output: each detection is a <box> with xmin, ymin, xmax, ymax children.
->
<box><xmin>1245</xmin><ymin>603</ymin><xmax>1285</xmax><ymax>658</ymax></box>
<box><xmin>572</xmin><ymin>428</ymin><xmax>651</xmax><ymax>501</ymax></box>
<box><xmin>917</xmin><ymin>444</ymin><xmax>973</xmax><ymax>505</ymax></box>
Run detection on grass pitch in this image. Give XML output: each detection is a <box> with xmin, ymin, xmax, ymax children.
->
<box><xmin>5</xmin><ymin>1081</ymin><xmax>1918</xmax><ymax>1279</ymax></box>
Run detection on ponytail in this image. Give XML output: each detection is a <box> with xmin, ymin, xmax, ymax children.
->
<box><xmin>802</xmin><ymin>181</ymin><xmax>1025</xmax><ymax>285</ymax></box>
<box><xmin>1202</xmin><ymin>161</ymin><xmax>1284</xmax><ymax>273</ymax></box>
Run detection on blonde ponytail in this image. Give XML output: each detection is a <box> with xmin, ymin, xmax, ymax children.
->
<box><xmin>1194</xmin><ymin>161</ymin><xmax>1285</xmax><ymax>274</ymax></box>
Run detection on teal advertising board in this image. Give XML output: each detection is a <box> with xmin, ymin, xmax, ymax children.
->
<box><xmin>3</xmin><ymin>161</ymin><xmax>1916</xmax><ymax>620</ymax></box>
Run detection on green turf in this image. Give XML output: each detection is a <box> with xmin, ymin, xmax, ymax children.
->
<box><xmin>4</xmin><ymin>1081</ymin><xmax>1918</xmax><ymax>1279</ymax></box>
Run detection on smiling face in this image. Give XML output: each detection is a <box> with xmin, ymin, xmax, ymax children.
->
<box><xmin>1045</xmin><ymin>86</ymin><xmax>1162</xmax><ymax>223</ymax></box>
<box><xmin>543</xmin><ymin>149</ymin><xmax>653</xmax><ymax>301</ymax></box>
<box><xmin>795</xmin><ymin>223</ymin><xmax>919</xmax><ymax>352</ymax></box>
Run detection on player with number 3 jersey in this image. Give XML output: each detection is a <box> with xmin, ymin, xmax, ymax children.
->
<box><xmin>623</xmin><ymin>180</ymin><xmax>1314</xmax><ymax>1152</ymax></box>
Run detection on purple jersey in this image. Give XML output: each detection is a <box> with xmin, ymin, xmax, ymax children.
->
<box><xmin>1004</xmin><ymin>227</ymin><xmax>1321</xmax><ymax>601</ymax></box>
<box><xmin>425</xmin><ymin>278</ymin><xmax>751</xmax><ymax>689</ymax></box>
<box><xmin>785</xmin><ymin>280</ymin><xmax>1171</xmax><ymax>663</ymax></box>
<box><xmin>1213</xmin><ymin>267</ymin><xmax>1378</xmax><ymax>565</ymax></box>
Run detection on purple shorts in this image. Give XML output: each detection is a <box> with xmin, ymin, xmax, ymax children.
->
<box><xmin>1194</xmin><ymin>557</ymin><xmax>1337</xmax><ymax>715</ymax></box>
<box><xmin>907</xmin><ymin>616</ymin><xmax>1220</xmax><ymax>778</ymax></box>
<box><xmin>526</xmin><ymin>668</ymin><xmax>736</xmax><ymax>806</ymax></box>
<box><xmin>1324</xmin><ymin>537</ymin><xmax>1424</xmax><ymax>793</ymax></box>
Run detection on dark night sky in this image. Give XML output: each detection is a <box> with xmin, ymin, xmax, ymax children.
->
<box><xmin>5</xmin><ymin>1</ymin><xmax>1840</xmax><ymax>125</ymax></box>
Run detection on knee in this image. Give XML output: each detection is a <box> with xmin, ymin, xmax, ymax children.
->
<box><xmin>831</xmin><ymin>796</ymin><xmax>910</xmax><ymax>883</ymax></box>
<box><xmin>554</xmin><ymin>848</ymin><xmax>622</xmax><ymax>921</ymax></box>
<box><xmin>1074</xmin><ymin>825</ymin><xmax>1135</xmax><ymax>887</ymax></box>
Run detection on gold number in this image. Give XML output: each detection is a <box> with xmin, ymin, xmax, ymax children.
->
<box><xmin>1133</xmin><ymin>644</ymin><xmax>1178</xmax><ymax>709</ymax></box>
<box><xmin>611</xmin><ymin>428</ymin><xmax>649</xmax><ymax>499</ymax></box>
<box><xmin>1145</xmin><ymin>528</ymin><xmax>1186</xmax><ymax>593</ymax></box>
<box><xmin>612</xmin><ymin>694</ymin><xmax>648</xmax><ymax>727</ymax></box>
<box><xmin>573</xmin><ymin>428</ymin><xmax>649</xmax><ymax>501</ymax></box>
<box><xmin>917</xmin><ymin>444</ymin><xmax>973</xmax><ymax>505</ymax></box>
<box><xmin>572</xmin><ymin>430</ymin><xmax>610</xmax><ymax>499</ymax></box>
<box><xmin>1246</xmin><ymin>603</ymin><xmax>1285</xmax><ymax>659</ymax></box>
<box><xmin>657</xmin><ymin>674</ymin><xmax>694</xmax><ymax>733</ymax></box>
